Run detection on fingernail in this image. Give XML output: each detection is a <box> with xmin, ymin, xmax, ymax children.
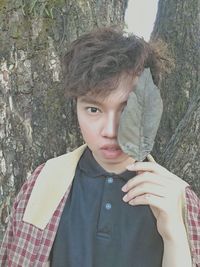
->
<box><xmin>122</xmin><ymin>185</ymin><xmax>127</xmax><ymax>192</ymax></box>
<box><xmin>123</xmin><ymin>194</ymin><xmax>128</xmax><ymax>202</ymax></box>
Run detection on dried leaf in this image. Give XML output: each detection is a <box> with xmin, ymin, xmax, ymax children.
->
<box><xmin>118</xmin><ymin>68</ymin><xmax>163</xmax><ymax>161</ymax></box>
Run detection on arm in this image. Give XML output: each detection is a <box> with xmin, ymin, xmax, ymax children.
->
<box><xmin>122</xmin><ymin>162</ymin><xmax>193</xmax><ymax>267</ymax></box>
<box><xmin>162</xmin><ymin>223</ymin><xmax>192</xmax><ymax>267</ymax></box>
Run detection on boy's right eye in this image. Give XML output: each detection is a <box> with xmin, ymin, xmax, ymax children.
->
<box><xmin>86</xmin><ymin>107</ymin><xmax>100</xmax><ymax>113</ymax></box>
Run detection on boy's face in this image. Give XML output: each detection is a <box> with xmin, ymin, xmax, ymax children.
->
<box><xmin>77</xmin><ymin>74</ymin><xmax>138</xmax><ymax>173</ymax></box>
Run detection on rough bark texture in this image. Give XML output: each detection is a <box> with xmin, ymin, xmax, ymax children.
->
<box><xmin>159</xmin><ymin>91</ymin><xmax>200</xmax><ymax>194</ymax></box>
<box><xmin>151</xmin><ymin>0</ymin><xmax>200</xmax><ymax>196</ymax></box>
<box><xmin>0</xmin><ymin>0</ymin><xmax>127</xmax><ymax>241</ymax></box>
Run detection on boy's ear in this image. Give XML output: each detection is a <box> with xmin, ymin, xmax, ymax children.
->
<box><xmin>117</xmin><ymin>68</ymin><xmax>163</xmax><ymax>161</ymax></box>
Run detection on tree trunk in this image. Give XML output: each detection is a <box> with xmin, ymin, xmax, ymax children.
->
<box><xmin>159</xmin><ymin>91</ymin><xmax>200</xmax><ymax>194</ymax></box>
<box><xmin>0</xmin><ymin>0</ymin><xmax>127</xmax><ymax>241</ymax></box>
<box><xmin>151</xmin><ymin>0</ymin><xmax>200</xmax><ymax>196</ymax></box>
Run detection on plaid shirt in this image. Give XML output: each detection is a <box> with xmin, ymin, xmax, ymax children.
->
<box><xmin>0</xmin><ymin>159</ymin><xmax>200</xmax><ymax>266</ymax></box>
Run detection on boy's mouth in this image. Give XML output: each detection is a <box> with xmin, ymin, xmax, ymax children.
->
<box><xmin>100</xmin><ymin>145</ymin><xmax>123</xmax><ymax>158</ymax></box>
<box><xmin>100</xmin><ymin>144</ymin><xmax>121</xmax><ymax>151</ymax></box>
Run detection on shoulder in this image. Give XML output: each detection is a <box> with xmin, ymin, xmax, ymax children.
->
<box><xmin>13</xmin><ymin>163</ymin><xmax>46</xmax><ymax>211</ymax></box>
<box><xmin>13</xmin><ymin>145</ymin><xmax>87</xmax><ymax>219</ymax></box>
<box><xmin>184</xmin><ymin>186</ymin><xmax>199</xmax><ymax>236</ymax></box>
<box><xmin>184</xmin><ymin>187</ymin><xmax>200</xmax><ymax>266</ymax></box>
<box><xmin>185</xmin><ymin>186</ymin><xmax>200</xmax><ymax>210</ymax></box>
<box><xmin>19</xmin><ymin>164</ymin><xmax>45</xmax><ymax>195</ymax></box>
<box><xmin>22</xmin><ymin>164</ymin><xmax>45</xmax><ymax>191</ymax></box>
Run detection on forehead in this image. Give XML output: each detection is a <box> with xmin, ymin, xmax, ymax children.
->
<box><xmin>78</xmin><ymin>74</ymin><xmax>138</xmax><ymax>104</ymax></box>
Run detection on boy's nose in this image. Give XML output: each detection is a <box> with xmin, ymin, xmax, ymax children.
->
<box><xmin>101</xmin><ymin>115</ymin><xmax>118</xmax><ymax>138</ymax></box>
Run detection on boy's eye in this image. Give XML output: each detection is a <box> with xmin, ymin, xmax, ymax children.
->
<box><xmin>86</xmin><ymin>107</ymin><xmax>100</xmax><ymax>113</ymax></box>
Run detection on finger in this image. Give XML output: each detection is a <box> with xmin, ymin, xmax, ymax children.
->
<box><xmin>128</xmin><ymin>194</ymin><xmax>184</xmax><ymax>226</ymax></box>
<box><xmin>122</xmin><ymin>172</ymin><xmax>171</xmax><ymax>192</ymax></box>
<box><xmin>123</xmin><ymin>183</ymin><xmax>166</xmax><ymax>202</ymax></box>
<box><xmin>126</xmin><ymin>161</ymin><xmax>169</xmax><ymax>175</ymax></box>
<box><xmin>128</xmin><ymin>193</ymin><xmax>164</xmax><ymax>210</ymax></box>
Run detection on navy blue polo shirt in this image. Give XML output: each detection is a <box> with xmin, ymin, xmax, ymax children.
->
<box><xmin>50</xmin><ymin>148</ymin><xmax>163</xmax><ymax>267</ymax></box>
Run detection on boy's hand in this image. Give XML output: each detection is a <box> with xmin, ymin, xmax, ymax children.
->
<box><xmin>122</xmin><ymin>162</ymin><xmax>188</xmax><ymax>241</ymax></box>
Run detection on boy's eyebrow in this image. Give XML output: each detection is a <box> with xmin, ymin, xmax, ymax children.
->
<box><xmin>79</xmin><ymin>96</ymin><xmax>129</xmax><ymax>106</ymax></box>
<box><xmin>78</xmin><ymin>96</ymin><xmax>104</xmax><ymax>105</ymax></box>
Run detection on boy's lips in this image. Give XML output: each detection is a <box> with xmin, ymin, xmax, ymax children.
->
<box><xmin>100</xmin><ymin>144</ymin><xmax>121</xmax><ymax>150</ymax></box>
<box><xmin>100</xmin><ymin>145</ymin><xmax>123</xmax><ymax>158</ymax></box>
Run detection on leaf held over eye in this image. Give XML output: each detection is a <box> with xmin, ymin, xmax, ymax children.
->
<box><xmin>118</xmin><ymin>68</ymin><xmax>163</xmax><ymax>161</ymax></box>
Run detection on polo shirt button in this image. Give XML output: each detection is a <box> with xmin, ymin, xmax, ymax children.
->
<box><xmin>105</xmin><ymin>203</ymin><xmax>112</xmax><ymax>210</ymax></box>
<box><xmin>107</xmin><ymin>177</ymin><xmax>113</xmax><ymax>184</ymax></box>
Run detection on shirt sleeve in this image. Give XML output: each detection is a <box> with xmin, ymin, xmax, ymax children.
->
<box><xmin>0</xmin><ymin>164</ymin><xmax>45</xmax><ymax>266</ymax></box>
<box><xmin>185</xmin><ymin>187</ymin><xmax>200</xmax><ymax>267</ymax></box>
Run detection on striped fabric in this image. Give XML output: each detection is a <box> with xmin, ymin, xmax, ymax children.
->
<box><xmin>0</xmin><ymin>164</ymin><xmax>199</xmax><ymax>266</ymax></box>
<box><xmin>0</xmin><ymin>164</ymin><xmax>70</xmax><ymax>266</ymax></box>
<box><xmin>185</xmin><ymin>188</ymin><xmax>200</xmax><ymax>267</ymax></box>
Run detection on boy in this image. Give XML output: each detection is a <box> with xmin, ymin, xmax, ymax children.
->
<box><xmin>0</xmin><ymin>27</ymin><xmax>199</xmax><ymax>267</ymax></box>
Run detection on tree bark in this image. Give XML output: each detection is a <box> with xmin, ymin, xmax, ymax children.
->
<box><xmin>0</xmin><ymin>0</ymin><xmax>128</xmax><ymax>241</ymax></box>
<box><xmin>159</xmin><ymin>91</ymin><xmax>200</xmax><ymax>194</ymax></box>
<box><xmin>151</xmin><ymin>0</ymin><xmax>200</xmax><ymax>196</ymax></box>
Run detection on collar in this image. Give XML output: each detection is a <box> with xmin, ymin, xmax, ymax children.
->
<box><xmin>23</xmin><ymin>144</ymin><xmax>87</xmax><ymax>230</ymax></box>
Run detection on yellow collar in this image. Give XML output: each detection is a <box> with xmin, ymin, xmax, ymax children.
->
<box><xmin>23</xmin><ymin>144</ymin><xmax>87</xmax><ymax>229</ymax></box>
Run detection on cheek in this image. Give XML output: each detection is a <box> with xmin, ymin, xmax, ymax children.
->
<box><xmin>78</xmin><ymin>117</ymin><xmax>98</xmax><ymax>141</ymax></box>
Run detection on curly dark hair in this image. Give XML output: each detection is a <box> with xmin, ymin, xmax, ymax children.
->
<box><xmin>62</xmin><ymin>27</ymin><xmax>165</xmax><ymax>98</ymax></box>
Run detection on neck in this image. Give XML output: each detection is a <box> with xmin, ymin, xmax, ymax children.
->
<box><xmin>96</xmin><ymin>156</ymin><xmax>136</xmax><ymax>174</ymax></box>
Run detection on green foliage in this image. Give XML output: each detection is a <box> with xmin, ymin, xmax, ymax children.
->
<box><xmin>21</xmin><ymin>0</ymin><xmax>65</xmax><ymax>18</ymax></box>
